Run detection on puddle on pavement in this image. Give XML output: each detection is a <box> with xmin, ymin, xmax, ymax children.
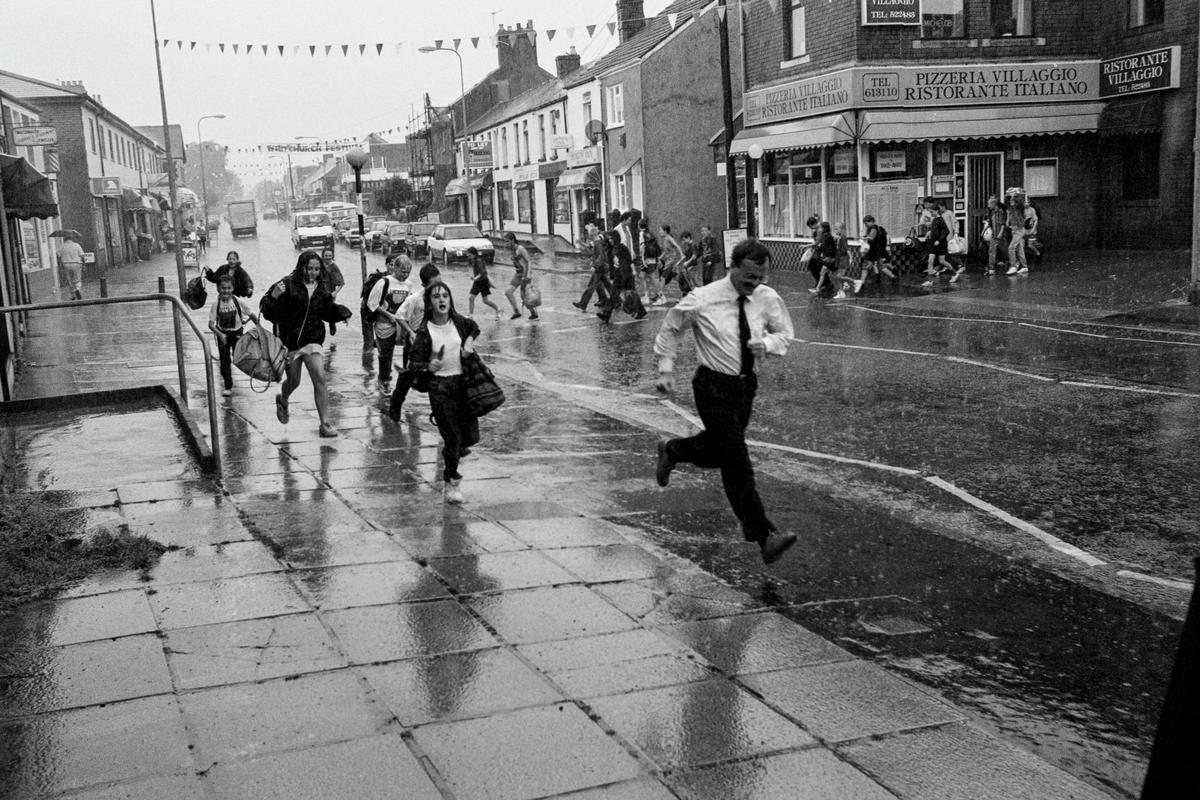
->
<box><xmin>0</xmin><ymin>401</ymin><xmax>199</xmax><ymax>492</ymax></box>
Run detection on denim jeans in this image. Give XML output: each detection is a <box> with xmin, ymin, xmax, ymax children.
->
<box><xmin>666</xmin><ymin>366</ymin><xmax>773</xmax><ymax>542</ymax></box>
<box><xmin>216</xmin><ymin>329</ymin><xmax>242</xmax><ymax>390</ymax></box>
<box><xmin>375</xmin><ymin>332</ymin><xmax>398</xmax><ymax>382</ymax></box>
<box><xmin>428</xmin><ymin>374</ymin><xmax>480</xmax><ymax>482</ymax></box>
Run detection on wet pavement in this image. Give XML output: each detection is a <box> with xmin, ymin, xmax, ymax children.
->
<box><xmin>0</xmin><ymin>221</ymin><xmax>1190</xmax><ymax>798</ymax></box>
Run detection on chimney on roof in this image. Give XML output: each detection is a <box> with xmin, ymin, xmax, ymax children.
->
<box><xmin>555</xmin><ymin>46</ymin><xmax>581</xmax><ymax>78</ymax></box>
<box><xmin>617</xmin><ymin>0</ymin><xmax>646</xmax><ymax>43</ymax></box>
<box><xmin>59</xmin><ymin>80</ymin><xmax>88</xmax><ymax>94</ymax></box>
<box><xmin>497</xmin><ymin>20</ymin><xmax>539</xmax><ymax>72</ymax></box>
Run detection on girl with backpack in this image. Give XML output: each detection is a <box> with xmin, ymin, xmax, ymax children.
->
<box><xmin>204</xmin><ymin>251</ymin><xmax>254</xmax><ymax>298</ymax></box>
<box><xmin>638</xmin><ymin>218</ymin><xmax>664</xmax><ymax>305</ymax></box>
<box><xmin>208</xmin><ymin>273</ymin><xmax>259</xmax><ymax>397</ymax></box>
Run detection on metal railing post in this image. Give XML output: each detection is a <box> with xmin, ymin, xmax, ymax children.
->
<box><xmin>99</xmin><ymin>278</ymin><xmax>108</xmax><ymax>298</ymax></box>
<box><xmin>0</xmin><ymin>293</ymin><xmax>222</xmax><ymax>478</ymax></box>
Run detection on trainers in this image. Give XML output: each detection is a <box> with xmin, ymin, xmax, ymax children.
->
<box><xmin>655</xmin><ymin>439</ymin><xmax>674</xmax><ymax>487</ymax></box>
<box><xmin>986</xmin><ymin>269</ymin><xmax>995</xmax><ymax>276</ymax></box>
<box><xmin>318</xmin><ymin>423</ymin><xmax>337</xmax><ymax>438</ymax></box>
<box><xmin>920</xmin><ymin>280</ymin><xmax>933</xmax><ymax>288</ymax></box>
<box><xmin>1006</xmin><ymin>266</ymin><xmax>1019</xmax><ymax>275</ymax></box>
<box><xmin>808</xmin><ymin>288</ymin><xmax>819</xmax><ymax>294</ymax></box>
<box><xmin>444</xmin><ymin>478</ymin><xmax>465</xmax><ymax>505</ymax></box>
<box><xmin>949</xmin><ymin>268</ymin><xmax>964</xmax><ymax>284</ymax></box>
<box><xmin>1017</xmin><ymin>266</ymin><xmax>1029</xmax><ymax>274</ymax></box>
<box><xmin>529</xmin><ymin>312</ymin><xmax>539</xmax><ymax>320</ymax></box>
<box><xmin>852</xmin><ymin>279</ymin><xmax>865</xmax><ymax>295</ymax></box>
<box><xmin>221</xmin><ymin>388</ymin><xmax>232</xmax><ymax>397</ymax></box>
<box><xmin>596</xmin><ymin>311</ymin><xmax>611</xmax><ymax>323</ymax></box>
<box><xmin>761</xmin><ymin>532</ymin><xmax>798</xmax><ymax>564</ymax></box>
<box><xmin>510</xmin><ymin>312</ymin><xmax>522</xmax><ymax>320</ymax></box>
<box><xmin>572</xmin><ymin>301</ymin><xmax>587</xmax><ymax>311</ymax></box>
<box><xmin>833</xmin><ymin>290</ymin><xmax>847</xmax><ymax>300</ymax></box>
<box><xmin>275</xmin><ymin>394</ymin><xmax>289</xmax><ymax>424</ymax></box>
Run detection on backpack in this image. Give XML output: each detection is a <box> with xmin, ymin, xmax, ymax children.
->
<box><xmin>232</xmin><ymin>266</ymin><xmax>254</xmax><ymax>298</ymax></box>
<box><xmin>182</xmin><ymin>276</ymin><xmax>207</xmax><ymax>310</ymax></box>
<box><xmin>360</xmin><ymin>270</ymin><xmax>389</xmax><ymax>323</ymax></box>
<box><xmin>642</xmin><ymin>231</ymin><xmax>661</xmax><ymax>259</ymax></box>
<box><xmin>1025</xmin><ymin>203</ymin><xmax>1041</xmax><ymax>230</ymax></box>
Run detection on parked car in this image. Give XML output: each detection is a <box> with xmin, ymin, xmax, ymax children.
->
<box><xmin>378</xmin><ymin>222</ymin><xmax>409</xmax><ymax>255</ymax></box>
<box><xmin>366</xmin><ymin>219</ymin><xmax>390</xmax><ymax>251</ymax></box>
<box><xmin>262</xmin><ymin>208</ymin><xmax>277</xmax><ymax>220</ymax></box>
<box><xmin>427</xmin><ymin>224</ymin><xmax>495</xmax><ymax>265</ymax></box>
<box><xmin>335</xmin><ymin>219</ymin><xmax>355</xmax><ymax>242</ymax></box>
<box><xmin>405</xmin><ymin>221</ymin><xmax>439</xmax><ymax>260</ymax></box>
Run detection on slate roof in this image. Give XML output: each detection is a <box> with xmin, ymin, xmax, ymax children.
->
<box><xmin>466</xmin><ymin>78</ymin><xmax>565</xmax><ymax>135</ymax></box>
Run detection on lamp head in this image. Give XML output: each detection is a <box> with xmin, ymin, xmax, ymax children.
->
<box><xmin>211</xmin><ymin>114</ymin><xmax>226</xmax><ymax>120</ymax></box>
<box><xmin>746</xmin><ymin>144</ymin><xmax>764</xmax><ymax>160</ymax></box>
<box><xmin>345</xmin><ymin>148</ymin><xmax>368</xmax><ymax>170</ymax></box>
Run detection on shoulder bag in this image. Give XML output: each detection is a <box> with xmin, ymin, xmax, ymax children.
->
<box><xmin>232</xmin><ymin>322</ymin><xmax>287</xmax><ymax>391</ymax></box>
<box><xmin>461</xmin><ymin>351</ymin><xmax>505</xmax><ymax>417</ymax></box>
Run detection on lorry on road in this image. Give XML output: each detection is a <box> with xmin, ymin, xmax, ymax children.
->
<box><xmin>227</xmin><ymin>200</ymin><xmax>258</xmax><ymax>238</ymax></box>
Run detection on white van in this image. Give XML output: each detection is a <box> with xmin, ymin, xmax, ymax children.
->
<box><xmin>291</xmin><ymin>211</ymin><xmax>335</xmax><ymax>251</ymax></box>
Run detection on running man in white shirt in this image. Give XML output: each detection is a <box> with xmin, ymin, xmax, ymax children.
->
<box><xmin>653</xmin><ymin>238</ymin><xmax>798</xmax><ymax>564</ymax></box>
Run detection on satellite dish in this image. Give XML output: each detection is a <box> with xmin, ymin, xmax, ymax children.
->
<box><xmin>584</xmin><ymin>119</ymin><xmax>606</xmax><ymax>144</ymax></box>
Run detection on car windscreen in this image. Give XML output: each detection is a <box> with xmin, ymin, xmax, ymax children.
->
<box><xmin>296</xmin><ymin>213</ymin><xmax>331</xmax><ymax>227</ymax></box>
<box><xmin>443</xmin><ymin>226</ymin><xmax>484</xmax><ymax>240</ymax></box>
<box><xmin>411</xmin><ymin>224</ymin><xmax>437</xmax><ymax>235</ymax></box>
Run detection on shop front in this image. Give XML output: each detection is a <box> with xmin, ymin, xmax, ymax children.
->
<box><xmin>443</xmin><ymin>177</ymin><xmax>470</xmax><ymax>223</ymax></box>
<box><xmin>558</xmin><ymin>145</ymin><xmax>603</xmax><ymax>242</ymax></box>
<box><xmin>733</xmin><ymin>60</ymin><xmax>1114</xmax><ymax>271</ymax></box>
<box><xmin>469</xmin><ymin>172</ymin><xmax>493</xmax><ymax>232</ymax></box>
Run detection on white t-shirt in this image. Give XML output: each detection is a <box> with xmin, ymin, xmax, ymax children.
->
<box><xmin>208</xmin><ymin>296</ymin><xmax>255</xmax><ymax>333</ymax></box>
<box><xmin>428</xmin><ymin>320</ymin><xmax>463</xmax><ymax>377</ymax></box>
<box><xmin>397</xmin><ymin>290</ymin><xmax>425</xmax><ymax>338</ymax></box>
<box><xmin>368</xmin><ymin>275</ymin><xmax>416</xmax><ymax>338</ymax></box>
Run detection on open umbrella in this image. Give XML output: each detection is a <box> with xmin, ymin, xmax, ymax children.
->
<box><xmin>48</xmin><ymin>229</ymin><xmax>80</xmax><ymax>238</ymax></box>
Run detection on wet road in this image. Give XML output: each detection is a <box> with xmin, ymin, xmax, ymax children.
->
<box><xmin>9</xmin><ymin>219</ymin><xmax>1194</xmax><ymax>797</ymax></box>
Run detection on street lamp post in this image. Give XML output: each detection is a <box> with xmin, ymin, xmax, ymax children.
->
<box><xmin>345</xmin><ymin>148</ymin><xmax>369</xmax><ymax>286</ymax></box>
<box><xmin>418</xmin><ymin>45</ymin><xmax>467</xmax><ymax>175</ymax></box>
<box><xmin>196</xmin><ymin>114</ymin><xmax>225</xmax><ymax>236</ymax></box>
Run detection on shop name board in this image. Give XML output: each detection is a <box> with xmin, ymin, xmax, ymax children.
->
<box><xmin>90</xmin><ymin>176</ymin><xmax>121</xmax><ymax>196</ymax></box>
<box><xmin>566</xmin><ymin>146</ymin><xmax>601</xmax><ymax>167</ymax></box>
<box><xmin>745</xmin><ymin>70</ymin><xmax>852</xmax><ymax>125</ymax></box>
<box><xmin>861</xmin><ymin>0</ymin><xmax>920</xmax><ymax>25</ymax></box>
<box><xmin>13</xmin><ymin>125</ymin><xmax>58</xmax><ymax>146</ymax></box>
<box><xmin>512</xmin><ymin>164</ymin><xmax>539</xmax><ymax>184</ymax></box>
<box><xmin>464</xmin><ymin>140</ymin><xmax>494</xmax><ymax>170</ymax></box>
<box><xmin>746</xmin><ymin>61</ymin><xmax>1100</xmax><ymax>125</ymax></box>
<box><xmin>550</xmin><ymin>134</ymin><xmax>573</xmax><ymax>151</ymax></box>
<box><xmin>874</xmin><ymin>150</ymin><xmax>906</xmax><ymax>173</ymax></box>
<box><xmin>1100</xmin><ymin>46</ymin><xmax>1180</xmax><ymax>98</ymax></box>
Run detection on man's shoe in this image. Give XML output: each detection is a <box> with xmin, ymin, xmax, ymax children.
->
<box><xmin>833</xmin><ymin>290</ymin><xmax>847</xmax><ymax>300</ymax></box>
<box><xmin>655</xmin><ymin>439</ymin><xmax>674</xmax><ymax>487</ymax></box>
<box><xmin>275</xmin><ymin>394</ymin><xmax>289</xmax><ymax>424</ymax></box>
<box><xmin>510</xmin><ymin>312</ymin><xmax>522</xmax><ymax>320</ymax></box>
<box><xmin>221</xmin><ymin>388</ymin><xmax>232</xmax><ymax>397</ymax></box>
<box><xmin>853</xmin><ymin>279</ymin><xmax>865</xmax><ymax>294</ymax></box>
<box><xmin>572</xmin><ymin>301</ymin><xmax>587</xmax><ymax>311</ymax></box>
<box><xmin>1006</xmin><ymin>266</ymin><xmax>1019</xmax><ymax>275</ymax></box>
<box><xmin>761</xmin><ymin>532</ymin><xmax>798</xmax><ymax>565</ymax></box>
<box><xmin>387</xmin><ymin>406</ymin><xmax>401</xmax><ymax>422</ymax></box>
<box><xmin>529</xmin><ymin>312</ymin><xmax>539</xmax><ymax>320</ymax></box>
<box><xmin>1017</xmin><ymin>266</ymin><xmax>1029</xmax><ymax>274</ymax></box>
<box><xmin>597</xmin><ymin>311</ymin><xmax>611</xmax><ymax>323</ymax></box>
<box><xmin>634</xmin><ymin>310</ymin><xmax>648</xmax><ymax>319</ymax></box>
<box><xmin>445</xmin><ymin>479</ymin><xmax>465</xmax><ymax>505</ymax></box>
<box><xmin>318</xmin><ymin>423</ymin><xmax>337</xmax><ymax>438</ymax></box>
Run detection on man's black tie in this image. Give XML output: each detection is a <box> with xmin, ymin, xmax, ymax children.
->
<box><xmin>738</xmin><ymin>295</ymin><xmax>754</xmax><ymax>376</ymax></box>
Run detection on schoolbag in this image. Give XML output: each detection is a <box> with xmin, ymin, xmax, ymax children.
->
<box><xmin>233</xmin><ymin>266</ymin><xmax>254</xmax><ymax>298</ymax></box>
<box><xmin>642</xmin><ymin>231</ymin><xmax>661</xmax><ymax>259</ymax></box>
<box><xmin>182</xmin><ymin>276</ymin><xmax>207</xmax><ymax>310</ymax></box>
<box><xmin>1025</xmin><ymin>203</ymin><xmax>1041</xmax><ymax>230</ymax></box>
<box><xmin>360</xmin><ymin>270</ymin><xmax>388</xmax><ymax>323</ymax></box>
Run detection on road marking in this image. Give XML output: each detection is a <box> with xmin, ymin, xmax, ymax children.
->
<box><xmin>1060</xmin><ymin>380</ymin><xmax>1200</xmax><ymax>399</ymax></box>
<box><xmin>1115</xmin><ymin>570</ymin><xmax>1194</xmax><ymax>591</ymax></box>
<box><xmin>944</xmin><ymin>356</ymin><xmax>1056</xmax><ymax>382</ymax></box>
<box><xmin>748</xmin><ymin>439</ymin><xmax>922</xmax><ymax>476</ymax></box>
<box><xmin>1018</xmin><ymin>321</ymin><xmax>1110</xmax><ymax>338</ymax></box>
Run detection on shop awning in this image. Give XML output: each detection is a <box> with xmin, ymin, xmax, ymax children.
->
<box><xmin>612</xmin><ymin>157</ymin><xmax>641</xmax><ymax>177</ymax></box>
<box><xmin>1099</xmin><ymin>94</ymin><xmax>1163</xmax><ymax>137</ymax></box>
<box><xmin>469</xmin><ymin>172</ymin><xmax>493</xmax><ymax>190</ymax></box>
<box><xmin>122</xmin><ymin>188</ymin><xmax>157</xmax><ymax>211</ymax></box>
<box><xmin>444</xmin><ymin>177</ymin><xmax>471</xmax><ymax>197</ymax></box>
<box><xmin>148</xmin><ymin>191</ymin><xmax>171</xmax><ymax>210</ymax></box>
<box><xmin>556</xmin><ymin>166</ymin><xmax>600</xmax><ymax>189</ymax></box>
<box><xmin>0</xmin><ymin>154</ymin><xmax>58</xmax><ymax>220</ymax></box>
<box><xmin>729</xmin><ymin>113</ymin><xmax>857</xmax><ymax>155</ymax></box>
<box><xmin>859</xmin><ymin>103</ymin><xmax>1105</xmax><ymax>143</ymax></box>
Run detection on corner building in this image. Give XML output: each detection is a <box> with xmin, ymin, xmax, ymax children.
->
<box><xmin>733</xmin><ymin>0</ymin><xmax>1195</xmax><ymax>265</ymax></box>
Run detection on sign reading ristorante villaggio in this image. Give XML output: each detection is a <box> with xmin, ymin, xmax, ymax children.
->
<box><xmin>1100</xmin><ymin>46</ymin><xmax>1180</xmax><ymax>98</ymax></box>
<box><xmin>862</xmin><ymin>0</ymin><xmax>920</xmax><ymax>25</ymax></box>
<box><xmin>744</xmin><ymin>70</ymin><xmax>853</xmax><ymax>126</ymax></box>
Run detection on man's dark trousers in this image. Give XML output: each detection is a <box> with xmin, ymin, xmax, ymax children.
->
<box><xmin>578</xmin><ymin>269</ymin><xmax>612</xmax><ymax>309</ymax></box>
<box><xmin>665</xmin><ymin>366</ymin><xmax>772</xmax><ymax>541</ymax></box>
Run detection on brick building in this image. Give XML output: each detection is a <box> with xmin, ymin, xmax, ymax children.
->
<box><xmin>732</xmin><ymin>0</ymin><xmax>1195</xmax><ymax>264</ymax></box>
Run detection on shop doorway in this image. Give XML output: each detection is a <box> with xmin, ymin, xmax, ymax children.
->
<box><xmin>966</xmin><ymin>153</ymin><xmax>1003</xmax><ymax>256</ymax></box>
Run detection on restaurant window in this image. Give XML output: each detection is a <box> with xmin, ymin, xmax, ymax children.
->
<box><xmin>607</xmin><ymin>84</ymin><xmax>624</xmax><ymax>127</ymax></box>
<box><xmin>497</xmin><ymin>180</ymin><xmax>514</xmax><ymax>219</ymax></box>
<box><xmin>991</xmin><ymin>0</ymin><xmax>1032</xmax><ymax>36</ymax></box>
<box><xmin>1129</xmin><ymin>0</ymin><xmax>1164</xmax><ymax>28</ymax></box>
<box><xmin>785</xmin><ymin>2</ymin><xmax>806</xmax><ymax>60</ymax></box>
<box><xmin>1122</xmin><ymin>134</ymin><xmax>1160</xmax><ymax>200</ymax></box>
<box><xmin>923</xmin><ymin>0</ymin><xmax>966</xmax><ymax>38</ymax></box>
<box><xmin>516</xmin><ymin>183</ymin><xmax>533</xmax><ymax>223</ymax></box>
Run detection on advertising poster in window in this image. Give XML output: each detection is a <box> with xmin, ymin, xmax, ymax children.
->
<box><xmin>862</xmin><ymin>0</ymin><xmax>920</xmax><ymax>25</ymax></box>
<box><xmin>516</xmin><ymin>184</ymin><xmax>533</xmax><ymax>224</ymax></box>
<box><xmin>553</xmin><ymin>187</ymin><xmax>571</xmax><ymax>225</ymax></box>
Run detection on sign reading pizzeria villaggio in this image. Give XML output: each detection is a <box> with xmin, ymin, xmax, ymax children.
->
<box><xmin>1100</xmin><ymin>46</ymin><xmax>1180</xmax><ymax>99</ymax></box>
<box><xmin>745</xmin><ymin>61</ymin><xmax>1100</xmax><ymax>126</ymax></box>
<box><xmin>861</xmin><ymin>0</ymin><xmax>920</xmax><ymax>25</ymax></box>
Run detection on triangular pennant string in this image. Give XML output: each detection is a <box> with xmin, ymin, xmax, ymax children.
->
<box><xmin>376</xmin><ymin>43</ymin><xmax>384</xmax><ymax>55</ymax></box>
<box><xmin>309</xmin><ymin>45</ymin><xmax>316</xmax><ymax>56</ymax></box>
<box><xmin>546</xmin><ymin>29</ymin><xmax>556</xmax><ymax>40</ymax></box>
<box><xmin>453</xmin><ymin>38</ymin><xmax>461</xmax><ymax>50</ymax></box>
<box><xmin>206</xmin><ymin>43</ymin><xmax>211</xmax><ymax>53</ymax></box>
<box><xmin>176</xmin><ymin>40</ymin><xmax>183</xmax><ymax>50</ymax></box>
<box><xmin>607</xmin><ymin>22</ymin><xmax>616</xmax><ymax>35</ymax></box>
<box><xmin>765</xmin><ymin>0</ymin><xmax>779</xmax><ymax>12</ymax></box>
<box><xmin>716</xmin><ymin>6</ymin><xmax>727</xmax><ymax>21</ymax></box>
<box><xmin>395</xmin><ymin>43</ymin><xmax>402</xmax><ymax>54</ymax></box>
<box><xmin>324</xmin><ymin>45</ymin><xmax>332</xmax><ymax>56</ymax></box>
<box><xmin>668</xmin><ymin>13</ymin><xmax>678</xmax><ymax>29</ymax></box>
<box><xmin>435</xmin><ymin>39</ymin><xmax>443</xmax><ymax>49</ymax></box>
<box><xmin>525</xmin><ymin>30</ymin><xmax>536</xmax><ymax>45</ymax></box>
<box><xmin>232</xmin><ymin>44</ymin><xmax>239</xmax><ymax>54</ymax></box>
<box><xmin>245</xmin><ymin>44</ymin><xmax>252</xmax><ymax>55</ymax></box>
<box><xmin>586</xmin><ymin>25</ymin><xmax>596</xmax><ymax>37</ymax></box>
<box><xmin>565</xmin><ymin>27</ymin><xmax>575</xmax><ymax>39</ymax></box>
<box><xmin>359</xmin><ymin>44</ymin><xmax>366</xmax><ymax>55</ymax></box>
<box><xmin>293</xmin><ymin>45</ymin><xmax>301</xmax><ymax>56</ymax></box>
<box><xmin>190</xmin><ymin>41</ymin><xmax>196</xmax><ymax>51</ymax></box>
<box><xmin>261</xmin><ymin>44</ymin><xmax>268</xmax><ymax>55</ymax></box>
<box><xmin>341</xmin><ymin>44</ymin><xmax>349</xmax><ymax>55</ymax></box>
<box><xmin>219</xmin><ymin>43</ymin><xmax>226</xmax><ymax>53</ymax></box>
<box><xmin>471</xmin><ymin>37</ymin><xmax>480</xmax><ymax>48</ymax></box>
<box><xmin>489</xmin><ymin>35</ymin><xmax>498</xmax><ymax>47</ymax></box>
<box><xmin>278</xmin><ymin>45</ymin><xmax>285</xmax><ymax>55</ymax></box>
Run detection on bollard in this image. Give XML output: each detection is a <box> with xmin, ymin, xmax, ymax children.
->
<box><xmin>1140</xmin><ymin>557</ymin><xmax>1200</xmax><ymax>798</ymax></box>
<box><xmin>99</xmin><ymin>277</ymin><xmax>108</xmax><ymax>298</ymax></box>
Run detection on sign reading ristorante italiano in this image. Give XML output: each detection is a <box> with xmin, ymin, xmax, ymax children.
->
<box><xmin>1100</xmin><ymin>46</ymin><xmax>1181</xmax><ymax>98</ymax></box>
<box><xmin>745</xmin><ymin>61</ymin><xmax>1101</xmax><ymax>126</ymax></box>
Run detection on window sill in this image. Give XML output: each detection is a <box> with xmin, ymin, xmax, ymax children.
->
<box><xmin>980</xmin><ymin>36</ymin><xmax>1046</xmax><ymax>47</ymax></box>
<box><xmin>913</xmin><ymin>38</ymin><xmax>979</xmax><ymax>49</ymax></box>
<box><xmin>1126</xmin><ymin>23</ymin><xmax>1164</xmax><ymax>36</ymax></box>
<box><xmin>1118</xmin><ymin>198</ymin><xmax>1160</xmax><ymax>206</ymax></box>
<box><xmin>780</xmin><ymin>55</ymin><xmax>811</xmax><ymax>69</ymax></box>
<box><xmin>606</xmin><ymin>122</ymin><xmax>625</xmax><ymax>131</ymax></box>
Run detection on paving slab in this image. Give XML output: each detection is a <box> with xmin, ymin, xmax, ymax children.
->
<box><xmin>466</xmin><ymin>585</ymin><xmax>639</xmax><ymax>644</ymax></box>
<box><xmin>142</xmin><ymin>541</ymin><xmax>282</xmax><ymax>586</ymax></box>
<box><xmin>0</xmin><ymin>694</ymin><xmax>191</xmax><ymax>798</ymax></box>
<box><xmin>841</xmin><ymin>722</ymin><xmax>1112</xmax><ymax>800</ymax></box>
<box><xmin>361</xmin><ymin>647</ymin><xmax>563</xmax><ymax>726</ymax></box>
<box><xmin>48</xmin><ymin>773</ymin><xmax>208</xmax><ymax>800</ymax></box>
<box><xmin>669</xmin><ymin>748</ymin><xmax>899</xmax><ymax>800</ymax></box>
<box><xmin>0</xmin><ymin>590</ymin><xmax>156</xmax><ymax>648</ymax></box>
<box><xmin>389</xmin><ymin>521</ymin><xmax>530</xmax><ymax>558</ymax></box>
<box><xmin>0</xmin><ymin>635</ymin><xmax>172</xmax><ymax>715</ymax></box>
<box><xmin>292</xmin><ymin>560</ymin><xmax>450</xmax><ymax>609</ymax></box>
<box><xmin>542</xmin><ymin>777</ymin><xmax>678</xmax><ymax>799</ymax></box>
<box><xmin>661</xmin><ymin>613</ymin><xmax>853</xmax><ymax>675</ymax></box>
<box><xmin>594</xmin><ymin>576</ymin><xmax>767</xmax><ymax>625</ymax></box>
<box><xmin>740</xmin><ymin>660</ymin><xmax>966</xmax><ymax>744</ymax></box>
<box><xmin>500</xmin><ymin>516</ymin><xmax>634</xmax><ymax>549</ymax></box>
<box><xmin>543</xmin><ymin>544</ymin><xmax>674</xmax><ymax>584</ymax></box>
<box><xmin>165</xmin><ymin>613</ymin><xmax>347</xmax><ymax>690</ymax></box>
<box><xmin>323</xmin><ymin>600</ymin><xmax>498</xmax><ymax>664</ymax></box>
<box><xmin>414</xmin><ymin>702</ymin><xmax>644</xmax><ymax>800</ymax></box>
<box><xmin>206</xmin><ymin>734</ymin><xmax>442</xmax><ymax>800</ymax></box>
<box><xmin>147</xmin><ymin>573</ymin><xmax>307</xmax><ymax>631</ymax></box>
<box><xmin>181</xmin><ymin>670</ymin><xmax>392</xmax><ymax>765</ymax></box>
<box><xmin>429</xmin><ymin>550</ymin><xmax>579</xmax><ymax>594</ymax></box>
<box><xmin>115</xmin><ymin>496</ymin><xmax>251</xmax><ymax>548</ymax></box>
<box><xmin>589</xmin><ymin>679</ymin><xmax>817</xmax><ymax>770</ymax></box>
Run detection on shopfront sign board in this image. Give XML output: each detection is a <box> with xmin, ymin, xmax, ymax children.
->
<box><xmin>550</xmin><ymin>134</ymin><xmax>574</xmax><ymax>151</ymax></box>
<box><xmin>861</xmin><ymin>0</ymin><xmax>920</xmax><ymax>25</ymax></box>
<box><xmin>1100</xmin><ymin>46</ymin><xmax>1180</xmax><ymax>98</ymax></box>
<box><xmin>464</xmin><ymin>140</ymin><xmax>494</xmax><ymax>170</ymax></box>
<box><xmin>833</xmin><ymin>149</ymin><xmax>856</xmax><ymax>175</ymax></box>
<box><xmin>513</xmin><ymin>164</ymin><xmax>539</xmax><ymax>184</ymax></box>
<box><xmin>181</xmin><ymin>243</ymin><xmax>199</xmax><ymax>268</ymax></box>
<box><xmin>566</xmin><ymin>146</ymin><xmax>602</xmax><ymax>168</ymax></box>
<box><xmin>13</xmin><ymin>125</ymin><xmax>58</xmax><ymax>146</ymax></box>
<box><xmin>90</xmin><ymin>176</ymin><xmax>121</xmax><ymax>196</ymax></box>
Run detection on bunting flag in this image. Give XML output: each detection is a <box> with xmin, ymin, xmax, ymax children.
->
<box><xmin>341</xmin><ymin>44</ymin><xmax>349</xmax><ymax>56</ymax></box>
<box><xmin>177</xmin><ymin>40</ymin><xmax>183</xmax><ymax>50</ymax></box>
<box><xmin>716</xmin><ymin>6</ymin><xmax>727</xmax><ymax>21</ymax></box>
<box><xmin>471</xmin><ymin>37</ymin><xmax>480</xmax><ymax>48</ymax></box>
<box><xmin>489</xmin><ymin>35</ymin><xmax>498</xmax><ymax>46</ymax></box>
<box><xmin>278</xmin><ymin>45</ymin><xmax>285</xmax><ymax>55</ymax></box>
<box><xmin>359</xmin><ymin>44</ymin><xmax>366</xmax><ymax>55</ymax></box>
<box><xmin>293</xmin><ymin>45</ymin><xmax>301</xmax><ymax>56</ymax></box>
<box><xmin>547</xmin><ymin>29</ymin><xmax>556</xmax><ymax>40</ymax></box>
<box><xmin>667</xmin><ymin>13</ymin><xmax>678</xmax><ymax>29</ymax></box>
<box><xmin>376</xmin><ymin>43</ymin><xmax>383</xmax><ymax>54</ymax></box>
<box><xmin>765</xmin><ymin>0</ymin><xmax>779</xmax><ymax>12</ymax></box>
<box><xmin>232</xmin><ymin>43</ymin><xmax>239</xmax><ymax>54</ymax></box>
<box><xmin>565</xmin><ymin>27</ymin><xmax>575</xmax><ymax>39</ymax></box>
<box><xmin>219</xmin><ymin>43</ymin><xmax>225</xmax><ymax>53</ymax></box>
<box><xmin>452</xmin><ymin>38</ymin><xmax>461</xmax><ymax>50</ymax></box>
<box><xmin>395</xmin><ymin>43</ymin><xmax>402</xmax><ymax>54</ymax></box>
<box><xmin>309</xmin><ymin>45</ymin><xmax>316</xmax><ymax>56</ymax></box>
<box><xmin>190</xmin><ymin>41</ymin><xmax>196</xmax><ymax>50</ymax></box>
<box><xmin>262</xmin><ymin>44</ymin><xmax>268</xmax><ymax>55</ymax></box>
<box><xmin>324</xmin><ymin>44</ymin><xmax>332</xmax><ymax>55</ymax></box>
<box><xmin>586</xmin><ymin>25</ymin><xmax>596</xmax><ymax>37</ymax></box>
<box><xmin>245</xmin><ymin>44</ymin><xmax>252</xmax><ymax>54</ymax></box>
<box><xmin>206</xmin><ymin>43</ymin><xmax>212</xmax><ymax>53</ymax></box>
<box><xmin>525</xmin><ymin>30</ymin><xmax>536</xmax><ymax>44</ymax></box>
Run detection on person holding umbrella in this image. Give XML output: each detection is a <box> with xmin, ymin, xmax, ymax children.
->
<box><xmin>52</xmin><ymin>230</ymin><xmax>85</xmax><ymax>300</ymax></box>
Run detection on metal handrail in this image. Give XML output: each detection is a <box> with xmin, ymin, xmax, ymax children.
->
<box><xmin>0</xmin><ymin>293</ymin><xmax>221</xmax><ymax>476</ymax></box>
